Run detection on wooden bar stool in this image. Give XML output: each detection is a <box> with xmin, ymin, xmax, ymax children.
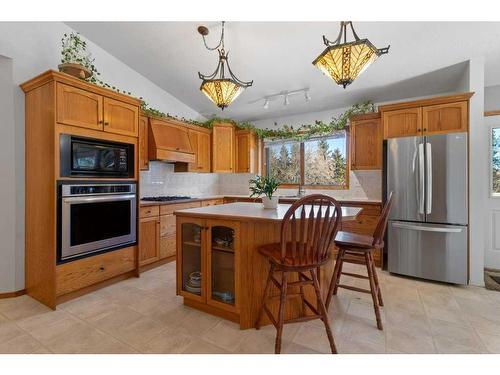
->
<box><xmin>326</xmin><ymin>192</ymin><xmax>394</xmax><ymax>330</ymax></box>
<box><xmin>255</xmin><ymin>194</ymin><xmax>343</xmax><ymax>354</ymax></box>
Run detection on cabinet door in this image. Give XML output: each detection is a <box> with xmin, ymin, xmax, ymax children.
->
<box><xmin>160</xmin><ymin>234</ymin><xmax>176</xmax><ymax>259</ymax></box>
<box><xmin>103</xmin><ymin>97</ymin><xmax>139</xmax><ymax>137</ymax></box>
<box><xmin>235</xmin><ymin>131</ymin><xmax>250</xmax><ymax>172</ymax></box>
<box><xmin>383</xmin><ymin>107</ymin><xmax>422</xmax><ymax>139</ymax></box>
<box><xmin>423</xmin><ymin>101</ymin><xmax>468</xmax><ymax>135</ymax></box>
<box><xmin>139</xmin><ymin>216</ymin><xmax>160</xmax><ymax>266</ymax></box>
<box><xmin>139</xmin><ymin>116</ymin><xmax>149</xmax><ymax>170</ymax></box>
<box><xmin>212</xmin><ymin>124</ymin><xmax>235</xmax><ymax>173</ymax></box>
<box><xmin>188</xmin><ymin>130</ymin><xmax>211</xmax><ymax>173</ymax></box>
<box><xmin>351</xmin><ymin>118</ymin><xmax>382</xmax><ymax>170</ymax></box>
<box><xmin>56</xmin><ymin>83</ymin><xmax>103</xmax><ymax>130</ymax></box>
<box><xmin>177</xmin><ymin>217</ymin><xmax>206</xmax><ymax>302</ymax></box>
<box><xmin>206</xmin><ymin>220</ymin><xmax>239</xmax><ymax>313</ymax></box>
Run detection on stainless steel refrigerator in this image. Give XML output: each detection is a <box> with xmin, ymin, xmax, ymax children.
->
<box><xmin>386</xmin><ymin>132</ymin><xmax>468</xmax><ymax>284</ymax></box>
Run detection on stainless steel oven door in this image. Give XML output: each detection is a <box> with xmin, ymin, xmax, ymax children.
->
<box><xmin>61</xmin><ymin>193</ymin><xmax>137</xmax><ymax>260</ymax></box>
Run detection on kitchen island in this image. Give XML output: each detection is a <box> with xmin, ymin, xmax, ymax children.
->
<box><xmin>174</xmin><ymin>202</ymin><xmax>362</xmax><ymax>329</ymax></box>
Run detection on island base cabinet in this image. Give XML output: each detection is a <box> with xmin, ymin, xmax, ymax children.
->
<box><xmin>176</xmin><ymin>217</ymin><xmax>240</xmax><ymax>315</ymax></box>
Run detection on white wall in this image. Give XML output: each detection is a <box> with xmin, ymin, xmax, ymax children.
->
<box><xmin>0</xmin><ymin>22</ymin><xmax>205</xmax><ymax>293</ymax></box>
<box><xmin>485</xmin><ymin>85</ymin><xmax>500</xmax><ymax>112</ymax></box>
<box><xmin>0</xmin><ymin>56</ymin><xmax>17</xmax><ymax>293</ymax></box>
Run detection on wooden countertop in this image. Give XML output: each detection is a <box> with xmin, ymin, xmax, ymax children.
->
<box><xmin>140</xmin><ymin>195</ymin><xmax>381</xmax><ymax>207</ymax></box>
<box><xmin>174</xmin><ymin>202</ymin><xmax>362</xmax><ymax>223</ymax></box>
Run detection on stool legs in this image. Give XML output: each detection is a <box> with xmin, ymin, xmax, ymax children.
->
<box><xmin>326</xmin><ymin>248</ymin><xmax>345</xmax><ymax>311</ymax></box>
<box><xmin>370</xmin><ymin>252</ymin><xmax>384</xmax><ymax>306</ymax></box>
<box><xmin>364</xmin><ymin>252</ymin><xmax>383</xmax><ymax>330</ymax></box>
<box><xmin>274</xmin><ymin>271</ymin><xmax>288</xmax><ymax>354</ymax></box>
<box><xmin>311</xmin><ymin>269</ymin><xmax>337</xmax><ymax>354</ymax></box>
<box><xmin>255</xmin><ymin>263</ymin><xmax>275</xmax><ymax>330</ymax></box>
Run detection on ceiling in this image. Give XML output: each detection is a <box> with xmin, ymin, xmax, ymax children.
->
<box><xmin>67</xmin><ymin>22</ymin><xmax>500</xmax><ymax>121</ymax></box>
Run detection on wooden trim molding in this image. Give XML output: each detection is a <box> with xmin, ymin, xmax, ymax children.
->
<box><xmin>378</xmin><ymin>92</ymin><xmax>474</xmax><ymax>112</ymax></box>
<box><xmin>485</xmin><ymin>110</ymin><xmax>500</xmax><ymax>117</ymax></box>
<box><xmin>0</xmin><ymin>289</ymin><xmax>26</xmax><ymax>299</ymax></box>
<box><xmin>20</xmin><ymin>70</ymin><xmax>141</xmax><ymax>106</ymax></box>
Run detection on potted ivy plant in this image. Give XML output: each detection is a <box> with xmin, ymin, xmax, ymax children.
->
<box><xmin>249</xmin><ymin>175</ymin><xmax>280</xmax><ymax>209</ymax></box>
<box><xmin>59</xmin><ymin>32</ymin><xmax>97</xmax><ymax>80</ymax></box>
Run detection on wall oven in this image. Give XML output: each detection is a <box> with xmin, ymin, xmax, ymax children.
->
<box><xmin>60</xmin><ymin>134</ymin><xmax>134</xmax><ymax>178</ymax></box>
<box><xmin>58</xmin><ymin>182</ymin><xmax>137</xmax><ymax>262</ymax></box>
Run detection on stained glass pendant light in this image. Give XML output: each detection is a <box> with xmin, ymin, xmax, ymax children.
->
<box><xmin>198</xmin><ymin>21</ymin><xmax>253</xmax><ymax>110</ymax></box>
<box><xmin>312</xmin><ymin>21</ymin><xmax>390</xmax><ymax>89</ymax></box>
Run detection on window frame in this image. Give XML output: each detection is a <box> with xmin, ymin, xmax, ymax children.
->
<box><xmin>491</xmin><ymin>124</ymin><xmax>500</xmax><ymax>198</ymax></box>
<box><xmin>261</xmin><ymin>130</ymin><xmax>350</xmax><ymax>190</ymax></box>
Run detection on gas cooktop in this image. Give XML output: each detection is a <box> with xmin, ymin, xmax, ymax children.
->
<box><xmin>141</xmin><ymin>196</ymin><xmax>192</xmax><ymax>202</ymax></box>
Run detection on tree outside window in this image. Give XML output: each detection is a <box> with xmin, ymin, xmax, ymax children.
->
<box><xmin>493</xmin><ymin>127</ymin><xmax>500</xmax><ymax>195</ymax></box>
<box><xmin>264</xmin><ymin>131</ymin><xmax>348</xmax><ymax>188</ymax></box>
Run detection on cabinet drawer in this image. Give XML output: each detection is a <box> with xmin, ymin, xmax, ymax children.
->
<box><xmin>160</xmin><ymin>201</ymin><xmax>201</xmax><ymax>215</ymax></box>
<box><xmin>140</xmin><ymin>205</ymin><xmax>159</xmax><ymax>218</ymax></box>
<box><xmin>160</xmin><ymin>234</ymin><xmax>176</xmax><ymax>259</ymax></box>
<box><xmin>160</xmin><ymin>214</ymin><xmax>176</xmax><ymax>236</ymax></box>
<box><xmin>56</xmin><ymin>247</ymin><xmax>135</xmax><ymax>296</ymax></box>
<box><xmin>342</xmin><ymin>203</ymin><xmax>381</xmax><ymax>216</ymax></box>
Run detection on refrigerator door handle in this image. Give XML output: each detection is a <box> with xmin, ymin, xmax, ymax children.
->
<box><xmin>391</xmin><ymin>222</ymin><xmax>464</xmax><ymax>233</ymax></box>
<box><xmin>418</xmin><ymin>143</ymin><xmax>425</xmax><ymax>215</ymax></box>
<box><xmin>426</xmin><ymin>142</ymin><xmax>432</xmax><ymax>214</ymax></box>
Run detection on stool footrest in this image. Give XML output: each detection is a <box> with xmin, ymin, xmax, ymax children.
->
<box><xmin>341</xmin><ymin>271</ymin><xmax>369</xmax><ymax>279</ymax></box>
<box><xmin>338</xmin><ymin>284</ymin><xmax>371</xmax><ymax>294</ymax></box>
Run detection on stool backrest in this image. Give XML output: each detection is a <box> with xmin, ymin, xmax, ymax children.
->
<box><xmin>281</xmin><ymin>194</ymin><xmax>342</xmax><ymax>266</ymax></box>
<box><xmin>372</xmin><ymin>191</ymin><xmax>394</xmax><ymax>247</ymax></box>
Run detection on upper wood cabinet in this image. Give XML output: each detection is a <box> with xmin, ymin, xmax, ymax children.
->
<box><xmin>212</xmin><ymin>123</ymin><xmax>235</xmax><ymax>173</ymax></box>
<box><xmin>422</xmin><ymin>101</ymin><xmax>468</xmax><ymax>135</ymax></box>
<box><xmin>380</xmin><ymin>92</ymin><xmax>473</xmax><ymax>139</ymax></box>
<box><xmin>382</xmin><ymin>107</ymin><xmax>422</xmax><ymax>139</ymax></box>
<box><xmin>139</xmin><ymin>116</ymin><xmax>149</xmax><ymax>171</ymax></box>
<box><xmin>235</xmin><ymin>130</ymin><xmax>259</xmax><ymax>173</ymax></box>
<box><xmin>350</xmin><ymin>114</ymin><xmax>382</xmax><ymax>170</ymax></box>
<box><xmin>188</xmin><ymin>129</ymin><xmax>211</xmax><ymax>173</ymax></box>
<box><xmin>56</xmin><ymin>83</ymin><xmax>103</xmax><ymax>131</ymax></box>
<box><xmin>103</xmin><ymin>97</ymin><xmax>139</xmax><ymax>137</ymax></box>
<box><xmin>56</xmin><ymin>82</ymin><xmax>139</xmax><ymax>137</ymax></box>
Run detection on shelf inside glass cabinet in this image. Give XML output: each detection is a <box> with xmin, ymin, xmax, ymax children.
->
<box><xmin>210</xmin><ymin>226</ymin><xmax>236</xmax><ymax>305</ymax></box>
<box><xmin>181</xmin><ymin>223</ymin><xmax>203</xmax><ymax>296</ymax></box>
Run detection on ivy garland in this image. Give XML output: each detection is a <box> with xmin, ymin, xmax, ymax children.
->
<box><xmin>60</xmin><ymin>32</ymin><xmax>374</xmax><ymax>141</ymax></box>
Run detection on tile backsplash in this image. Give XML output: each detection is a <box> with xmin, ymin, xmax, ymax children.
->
<box><xmin>140</xmin><ymin>161</ymin><xmax>382</xmax><ymax>201</ymax></box>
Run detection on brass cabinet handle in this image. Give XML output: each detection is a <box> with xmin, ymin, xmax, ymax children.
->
<box><xmin>99</xmin><ymin>266</ymin><xmax>105</xmax><ymax>271</ymax></box>
<box><xmin>104</xmin><ymin>122</ymin><xmax>109</xmax><ymax>126</ymax></box>
<box><xmin>98</xmin><ymin>120</ymin><xmax>103</xmax><ymax>125</ymax></box>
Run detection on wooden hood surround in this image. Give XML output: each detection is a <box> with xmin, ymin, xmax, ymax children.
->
<box><xmin>148</xmin><ymin>118</ymin><xmax>195</xmax><ymax>163</ymax></box>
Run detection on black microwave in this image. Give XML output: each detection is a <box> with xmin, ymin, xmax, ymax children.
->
<box><xmin>60</xmin><ymin>135</ymin><xmax>134</xmax><ymax>178</ymax></box>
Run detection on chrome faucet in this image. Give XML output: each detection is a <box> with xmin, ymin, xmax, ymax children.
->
<box><xmin>298</xmin><ymin>185</ymin><xmax>306</xmax><ymax>197</ymax></box>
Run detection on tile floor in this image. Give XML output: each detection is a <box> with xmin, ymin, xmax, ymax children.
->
<box><xmin>1</xmin><ymin>261</ymin><xmax>500</xmax><ymax>354</ymax></box>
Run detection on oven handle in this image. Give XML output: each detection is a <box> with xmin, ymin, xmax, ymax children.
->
<box><xmin>62</xmin><ymin>194</ymin><xmax>136</xmax><ymax>204</ymax></box>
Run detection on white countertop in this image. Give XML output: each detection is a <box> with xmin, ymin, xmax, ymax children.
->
<box><xmin>174</xmin><ymin>202</ymin><xmax>362</xmax><ymax>222</ymax></box>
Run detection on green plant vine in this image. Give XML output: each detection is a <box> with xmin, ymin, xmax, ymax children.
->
<box><xmin>60</xmin><ymin>32</ymin><xmax>374</xmax><ymax>141</ymax></box>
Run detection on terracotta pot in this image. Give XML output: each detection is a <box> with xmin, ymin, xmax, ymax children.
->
<box><xmin>58</xmin><ymin>63</ymin><xmax>92</xmax><ymax>79</ymax></box>
<box><xmin>262</xmin><ymin>196</ymin><xmax>278</xmax><ymax>209</ymax></box>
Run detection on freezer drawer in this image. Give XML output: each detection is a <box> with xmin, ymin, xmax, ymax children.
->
<box><xmin>388</xmin><ymin>221</ymin><xmax>468</xmax><ymax>284</ymax></box>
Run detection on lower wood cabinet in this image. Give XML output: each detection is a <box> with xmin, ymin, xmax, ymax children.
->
<box><xmin>177</xmin><ymin>216</ymin><xmax>240</xmax><ymax>313</ymax></box>
<box><xmin>56</xmin><ymin>247</ymin><xmax>136</xmax><ymax>296</ymax></box>
<box><xmin>139</xmin><ymin>216</ymin><xmax>160</xmax><ymax>266</ymax></box>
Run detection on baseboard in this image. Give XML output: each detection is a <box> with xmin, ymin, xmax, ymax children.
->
<box><xmin>0</xmin><ymin>289</ymin><xmax>26</xmax><ymax>299</ymax></box>
<box><xmin>139</xmin><ymin>256</ymin><xmax>175</xmax><ymax>273</ymax></box>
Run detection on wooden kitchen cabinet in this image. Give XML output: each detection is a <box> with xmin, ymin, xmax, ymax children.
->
<box><xmin>139</xmin><ymin>116</ymin><xmax>149</xmax><ymax>170</ymax></box>
<box><xmin>56</xmin><ymin>83</ymin><xmax>103</xmax><ymax>131</ymax></box>
<box><xmin>212</xmin><ymin>123</ymin><xmax>235</xmax><ymax>173</ymax></box>
<box><xmin>139</xmin><ymin>216</ymin><xmax>160</xmax><ymax>266</ymax></box>
<box><xmin>188</xmin><ymin>129</ymin><xmax>211</xmax><ymax>173</ymax></box>
<box><xmin>56</xmin><ymin>82</ymin><xmax>139</xmax><ymax>137</ymax></box>
<box><xmin>177</xmin><ymin>216</ymin><xmax>240</xmax><ymax>314</ymax></box>
<box><xmin>380</xmin><ymin>93</ymin><xmax>473</xmax><ymax>139</ymax></box>
<box><xmin>350</xmin><ymin>113</ymin><xmax>382</xmax><ymax>170</ymax></box>
<box><xmin>422</xmin><ymin>101</ymin><xmax>468</xmax><ymax>135</ymax></box>
<box><xmin>103</xmin><ymin>97</ymin><xmax>139</xmax><ymax>137</ymax></box>
<box><xmin>235</xmin><ymin>130</ymin><xmax>259</xmax><ymax>173</ymax></box>
<box><xmin>382</xmin><ymin>107</ymin><xmax>422</xmax><ymax>139</ymax></box>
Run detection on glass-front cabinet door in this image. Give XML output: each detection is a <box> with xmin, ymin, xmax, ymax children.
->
<box><xmin>177</xmin><ymin>217</ymin><xmax>206</xmax><ymax>302</ymax></box>
<box><xmin>206</xmin><ymin>220</ymin><xmax>239</xmax><ymax>313</ymax></box>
